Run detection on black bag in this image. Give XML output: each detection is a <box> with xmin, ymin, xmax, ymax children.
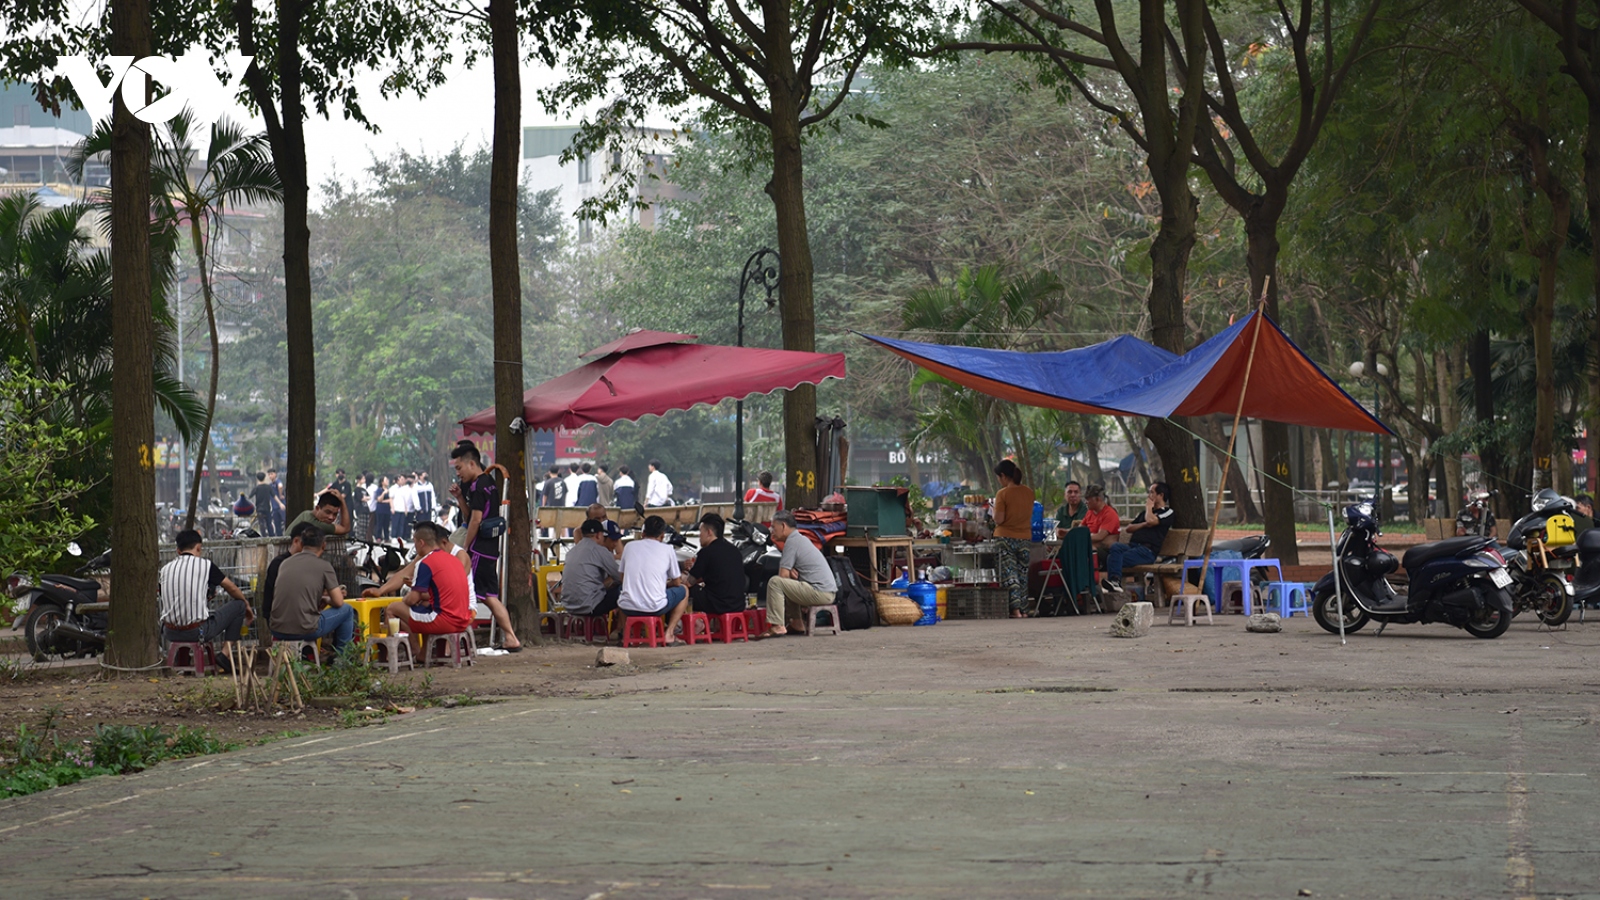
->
<box><xmin>827</xmin><ymin>555</ymin><xmax>876</xmax><ymax>630</ymax></box>
<box><xmin>478</xmin><ymin>515</ymin><xmax>507</xmax><ymax>540</ymax></box>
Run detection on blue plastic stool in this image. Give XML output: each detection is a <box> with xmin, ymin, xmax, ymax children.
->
<box><xmin>1264</xmin><ymin>581</ymin><xmax>1311</xmax><ymax>617</ymax></box>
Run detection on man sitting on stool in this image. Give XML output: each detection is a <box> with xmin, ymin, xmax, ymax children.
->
<box><xmin>759</xmin><ymin>510</ymin><xmax>837</xmax><ymax>638</ymax></box>
<box><xmin>383</xmin><ymin>522</ymin><xmax>473</xmax><ymax>659</ymax></box>
<box><xmin>159</xmin><ymin>529</ymin><xmax>253</xmax><ymax>654</ymax></box>
<box><xmin>269</xmin><ymin>529</ymin><xmax>355</xmax><ymax>655</ymax></box>
<box><xmin>618</xmin><ymin>515</ymin><xmax>689</xmax><ymax>645</ymax></box>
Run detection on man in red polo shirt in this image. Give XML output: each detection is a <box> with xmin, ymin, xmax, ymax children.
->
<box><xmin>384</xmin><ymin>523</ymin><xmax>472</xmax><ymax>651</ymax></box>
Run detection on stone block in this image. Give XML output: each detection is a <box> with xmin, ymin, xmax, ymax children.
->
<box><xmin>1110</xmin><ymin>601</ymin><xmax>1154</xmax><ymax>637</ymax></box>
<box><xmin>1246</xmin><ymin>612</ymin><xmax>1283</xmax><ymax>633</ymax></box>
<box><xmin>596</xmin><ymin>647</ymin><xmax>631</xmax><ymax>667</ymax></box>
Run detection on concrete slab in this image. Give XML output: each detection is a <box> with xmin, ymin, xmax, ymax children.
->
<box><xmin>0</xmin><ymin>616</ymin><xmax>1596</xmax><ymax>899</ymax></box>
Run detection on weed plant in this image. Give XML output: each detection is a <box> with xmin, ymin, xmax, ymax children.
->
<box><xmin>0</xmin><ymin>708</ymin><xmax>235</xmax><ymax>798</ymax></box>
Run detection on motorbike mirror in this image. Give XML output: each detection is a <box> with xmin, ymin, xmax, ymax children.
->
<box><xmin>67</xmin><ymin>542</ymin><xmax>82</xmax><ymax>557</ymax></box>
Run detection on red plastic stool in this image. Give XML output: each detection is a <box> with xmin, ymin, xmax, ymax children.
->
<box><xmin>744</xmin><ymin>607</ymin><xmax>767</xmax><ymax>636</ymax></box>
<box><xmin>622</xmin><ymin>615</ymin><xmax>665</xmax><ymax>648</ymax></box>
<box><xmin>709</xmin><ymin>611</ymin><xmax>749</xmax><ymax>643</ymax></box>
<box><xmin>679</xmin><ymin>612</ymin><xmax>712</xmax><ymax>644</ymax></box>
<box><xmin>165</xmin><ymin>641</ymin><xmax>215</xmax><ymax>676</ymax></box>
<box><xmin>564</xmin><ymin>613</ymin><xmax>612</xmax><ymax>644</ymax></box>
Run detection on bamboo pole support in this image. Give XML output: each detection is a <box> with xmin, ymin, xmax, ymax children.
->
<box><xmin>1196</xmin><ymin>280</ymin><xmax>1271</xmax><ymax>600</ymax></box>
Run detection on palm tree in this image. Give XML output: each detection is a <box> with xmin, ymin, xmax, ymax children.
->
<box><xmin>0</xmin><ymin>192</ymin><xmax>203</xmax><ymax>437</ymax></box>
<box><xmin>74</xmin><ymin>111</ymin><xmax>282</xmax><ymax>528</ymax></box>
<box><xmin>901</xmin><ymin>265</ymin><xmax>1069</xmax><ymax>490</ymax></box>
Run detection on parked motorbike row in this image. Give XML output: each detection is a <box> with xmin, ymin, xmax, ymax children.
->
<box><xmin>1313</xmin><ymin>489</ymin><xmax>1597</xmax><ymax>640</ymax></box>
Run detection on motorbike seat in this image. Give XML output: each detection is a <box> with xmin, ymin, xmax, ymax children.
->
<box><xmin>1213</xmin><ymin>535</ymin><xmax>1267</xmax><ymax>556</ymax></box>
<box><xmin>44</xmin><ymin>575</ymin><xmax>102</xmax><ymax>594</ymax></box>
<box><xmin>1401</xmin><ymin>536</ymin><xmax>1492</xmax><ymax>572</ymax></box>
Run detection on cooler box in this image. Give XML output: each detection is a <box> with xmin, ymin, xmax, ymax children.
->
<box><xmin>844</xmin><ymin>486</ymin><xmax>908</xmax><ymax>537</ymax></box>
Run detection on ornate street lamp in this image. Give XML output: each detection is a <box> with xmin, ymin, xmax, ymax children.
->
<box><xmin>735</xmin><ymin>248</ymin><xmax>780</xmax><ymax>520</ymax></box>
<box><xmin>1348</xmin><ymin>360</ymin><xmax>1389</xmax><ymax>503</ymax></box>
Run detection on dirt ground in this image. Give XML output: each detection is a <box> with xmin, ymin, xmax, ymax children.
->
<box><xmin>0</xmin><ymin>636</ymin><xmax>639</xmax><ymax>748</ymax></box>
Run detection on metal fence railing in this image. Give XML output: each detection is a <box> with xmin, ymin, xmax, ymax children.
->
<box><xmin>158</xmin><ymin>536</ymin><xmax>361</xmax><ymax>600</ymax></box>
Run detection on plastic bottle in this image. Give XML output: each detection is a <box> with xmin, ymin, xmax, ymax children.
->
<box><xmin>1031</xmin><ymin>500</ymin><xmax>1045</xmax><ymax>542</ymax></box>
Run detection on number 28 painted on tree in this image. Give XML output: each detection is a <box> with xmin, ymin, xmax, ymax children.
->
<box><xmin>794</xmin><ymin>470</ymin><xmax>815</xmax><ymax>490</ymax></box>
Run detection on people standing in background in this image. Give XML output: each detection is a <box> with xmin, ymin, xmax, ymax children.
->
<box><xmin>563</xmin><ymin>464</ymin><xmax>582</xmax><ymax>508</ymax></box>
<box><xmin>251</xmin><ymin>472</ymin><xmax>278</xmax><ymax>536</ymax></box>
<box><xmin>415</xmin><ymin>471</ymin><xmax>436</xmax><ymax>526</ymax></box>
<box><xmin>542</xmin><ymin>466</ymin><xmax>566</xmax><ymax>508</ymax></box>
<box><xmin>267</xmin><ymin>467</ymin><xmax>286</xmax><ymax>537</ymax></box>
<box><xmin>613</xmin><ymin>465</ymin><xmax>637</xmax><ymax>510</ymax></box>
<box><xmin>645</xmin><ymin>459</ymin><xmax>673</xmax><ymax>507</ymax></box>
<box><xmin>373</xmin><ymin>476</ymin><xmax>393</xmax><ymax>540</ymax></box>
<box><xmin>575</xmin><ymin>462</ymin><xmax>599</xmax><ymax>507</ymax></box>
<box><xmin>596</xmin><ymin>464</ymin><xmax>615</xmax><ymax>507</ymax></box>
<box><xmin>329</xmin><ymin>468</ymin><xmax>352</xmax><ymax>504</ymax></box>
<box><xmin>393</xmin><ymin>474</ymin><xmax>416</xmax><ymax>539</ymax></box>
<box><xmin>351</xmin><ymin>472</ymin><xmax>371</xmax><ymax>537</ymax></box>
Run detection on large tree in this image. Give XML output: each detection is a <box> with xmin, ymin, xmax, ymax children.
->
<box><xmin>953</xmin><ymin>0</ymin><xmax>1212</xmax><ymax>526</ymax></box>
<box><xmin>107</xmin><ymin>0</ymin><xmax>160</xmax><ymax>669</ymax></box>
<box><xmin>1164</xmin><ymin>0</ymin><xmax>1382</xmax><ymax>562</ymax></box>
<box><xmin>1515</xmin><ymin>0</ymin><xmax>1600</xmax><ymax>493</ymax></box>
<box><xmin>536</xmin><ymin>0</ymin><xmax>941</xmax><ymax>507</ymax></box>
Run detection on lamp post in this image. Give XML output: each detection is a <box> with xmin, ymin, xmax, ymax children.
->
<box><xmin>735</xmin><ymin>248</ymin><xmax>780</xmax><ymax>520</ymax></box>
<box><xmin>1348</xmin><ymin>360</ymin><xmax>1389</xmax><ymax>502</ymax></box>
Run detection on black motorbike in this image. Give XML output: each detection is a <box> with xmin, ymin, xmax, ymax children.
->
<box><xmin>1312</xmin><ymin>500</ymin><xmax>1514</xmax><ymax>639</ymax></box>
<box><xmin>1499</xmin><ymin>488</ymin><xmax>1576</xmax><ymax>627</ymax></box>
<box><xmin>7</xmin><ymin>544</ymin><xmax>110</xmax><ymax>662</ymax></box>
<box><xmin>727</xmin><ymin>518</ymin><xmax>779</xmax><ymax>596</ymax></box>
<box><xmin>1567</xmin><ymin>528</ymin><xmax>1600</xmax><ymax>613</ymax></box>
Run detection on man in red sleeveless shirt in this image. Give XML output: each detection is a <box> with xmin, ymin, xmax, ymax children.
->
<box><xmin>384</xmin><ymin>523</ymin><xmax>472</xmax><ymax>651</ymax></box>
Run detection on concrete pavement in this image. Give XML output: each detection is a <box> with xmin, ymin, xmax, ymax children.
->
<box><xmin>1</xmin><ymin>615</ymin><xmax>1597</xmax><ymax>899</ymax></box>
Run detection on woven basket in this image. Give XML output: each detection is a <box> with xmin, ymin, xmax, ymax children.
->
<box><xmin>876</xmin><ymin>592</ymin><xmax>921</xmax><ymax>626</ymax></box>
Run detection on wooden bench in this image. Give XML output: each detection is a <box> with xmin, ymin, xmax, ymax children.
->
<box><xmin>1124</xmin><ymin>528</ymin><xmax>1209</xmax><ymax>607</ymax></box>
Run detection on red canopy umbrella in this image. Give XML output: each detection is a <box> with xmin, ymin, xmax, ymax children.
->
<box><xmin>460</xmin><ymin>330</ymin><xmax>846</xmax><ymax>433</ymax></box>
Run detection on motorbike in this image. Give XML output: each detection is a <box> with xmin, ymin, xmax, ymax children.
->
<box><xmin>727</xmin><ymin>518</ymin><xmax>779</xmax><ymax>596</ymax></box>
<box><xmin>1312</xmin><ymin>500</ymin><xmax>1514</xmax><ymax>639</ymax></box>
<box><xmin>1212</xmin><ymin>534</ymin><xmax>1271</xmax><ymax>558</ymax></box>
<box><xmin>7</xmin><ymin>543</ymin><xmax>110</xmax><ymax>662</ymax></box>
<box><xmin>1498</xmin><ymin>488</ymin><xmax>1576</xmax><ymax>627</ymax></box>
<box><xmin>349</xmin><ymin>537</ymin><xmax>410</xmax><ymax>593</ymax></box>
<box><xmin>1567</xmin><ymin>528</ymin><xmax>1600</xmax><ymax>613</ymax></box>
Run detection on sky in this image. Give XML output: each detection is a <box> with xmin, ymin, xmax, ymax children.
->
<box><xmin>300</xmin><ymin>58</ymin><xmax>580</xmax><ymax>202</ymax></box>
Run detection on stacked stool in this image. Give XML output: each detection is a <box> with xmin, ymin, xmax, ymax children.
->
<box><xmin>1264</xmin><ymin>582</ymin><xmax>1312</xmax><ymax>617</ymax></box>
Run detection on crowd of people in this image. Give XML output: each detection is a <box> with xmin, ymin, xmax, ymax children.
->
<box><xmin>159</xmin><ymin>442</ymin><xmax>822</xmax><ymax>662</ymax></box>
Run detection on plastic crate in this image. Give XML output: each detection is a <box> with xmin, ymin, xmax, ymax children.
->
<box><xmin>944</xmin><ymin>585</ymin><xmax>1009</xmax><ymax>619</ymax></box>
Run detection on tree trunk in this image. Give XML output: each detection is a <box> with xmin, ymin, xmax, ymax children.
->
<box><xmin>107</xmin><ymin>0</ymin><xmax>160</xmax><ymax>670</ymax></box>
<box><xmin>1197</xmin><ymin>414</ymin><xmax>1261</xmax><ymax>523</ymax></box>
<box><xmin>1144</xmin><ymin>194</ymin><xmax>1204</xmax><ymax>528</ymax></box>
<box><xmin>1242</xmin><ymin>210</ymin><xmax>1298</xmax><ymax>561</ymax></box>
<box><xmin>236</xmin><ymin>0</ymin><xmax>315</xmax><ymax>520</ymax></box>
<box><xmin>765</xmin><ymin>96</ymin><xmax>820</xmax><ymax>508</ymax></box>
<box><xmin>1436</xmin><ymin>347</ymin><xmax>1463</xmax><ymax>513</ymax></box>
<box><xmin>1588</xmin><ymin>102</ymin><xmax>1600</xmax><ymax>497</ymax></box>
<box><xmin>1530</xmin><ymin>245</ymin><xmax>1560</xmax><ymax>491</ymax></box>
<box><xmin>1468</xmin><ymin>330</ymin><xmax>1505</xmax><ymax>520</ymax></box>
<box><xmin>489</xmin><ymin>0</ymin><xmax>538</xmax><ymax>643</ymax></box>
<box><xmin>183</xmin><ymin>215</ymin><xmax>220</xmax><ymax>531</ymax></box>
<box><xmin>279</xmin><ymin>12</ymin><xmax>316</xmax><ymax>520</ymax></box>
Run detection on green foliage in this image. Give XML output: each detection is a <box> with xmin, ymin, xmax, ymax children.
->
<box><xmin>0</xmin><ymin>369</ymin><xmax>97</xmax><ymax>587</ymax></box>
<box><xmin>0</xmin><ymin>709</ymin><xmax>233</xmax><ymax>799</ymax></box>
<box><xmin>217</xmin><ymin>145</ymin><xmax>569</xmax><ymax>474</ymax></box>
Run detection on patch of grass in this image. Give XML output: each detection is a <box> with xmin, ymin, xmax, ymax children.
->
<box><xmin>0</xmin><ymin>708</ymin><xmax>236</xmax><ymax>798</ymax></box>
<box><xmin>297</xmin><ymin>642</ymin><xmax>436</xmax><ymax>708</ymax></box>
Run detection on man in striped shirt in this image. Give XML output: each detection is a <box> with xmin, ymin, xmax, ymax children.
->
<box><xmin>158</xmin><ymin>530</ymin><xmax>253</xmax><ymax>646</ymax></box>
